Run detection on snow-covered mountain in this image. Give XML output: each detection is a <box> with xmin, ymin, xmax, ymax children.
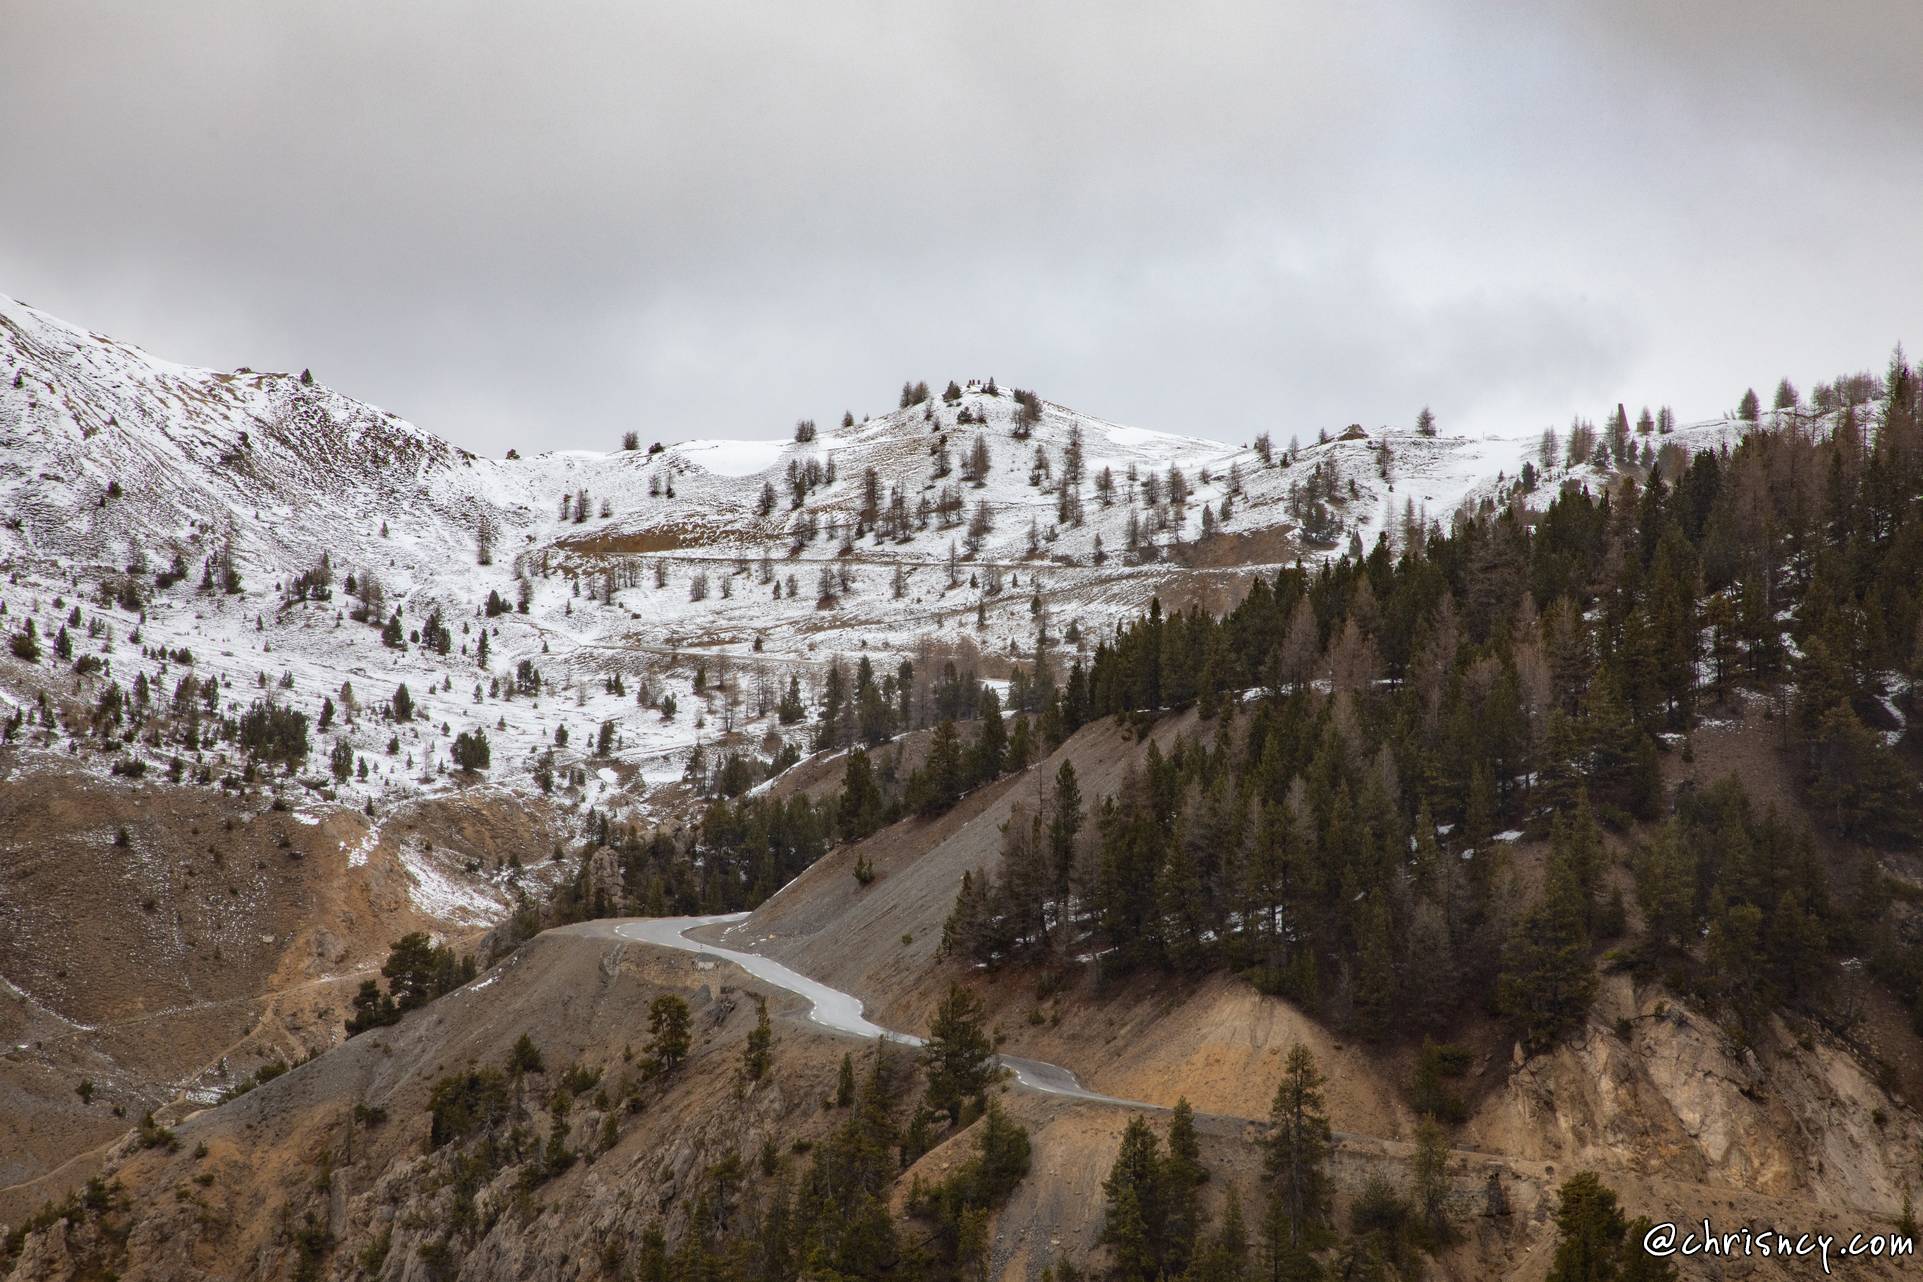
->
<box><xmin>0</xmin><ymin>293</ymin><xmax>1761</xmax><ymax>817</ymax></box>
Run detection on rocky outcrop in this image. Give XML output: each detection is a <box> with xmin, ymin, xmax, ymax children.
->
<box><xmin>1478</xmin><ymin>973</ymin><xmax>1921</xmax><ymax>1215</ymax></box>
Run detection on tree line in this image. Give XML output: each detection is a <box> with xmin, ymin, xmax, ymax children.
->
<box><xmin>943</xmin><ymin>354</ymin><xmax>1923</xmax><ymax>1048</ymax></box>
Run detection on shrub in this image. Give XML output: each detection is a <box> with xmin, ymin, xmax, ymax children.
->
<box><xmin>507</xmin><ymin>1033</ymin><xmax>545</xmax><ymax>1076</ymax></box>
<box><xmin>136</xmin><ymin>1112</ymin><xmax>179</xmax><ymax>1151</ymax></box>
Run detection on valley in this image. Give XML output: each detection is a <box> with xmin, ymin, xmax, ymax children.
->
<box><xmin>4</xmin><ymin>296</ymin><xmax>1923</xmax><ymax>1280</ymax></box>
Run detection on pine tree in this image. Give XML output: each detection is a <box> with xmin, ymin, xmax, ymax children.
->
<box><xmin>742</xmin><ymin>999</ymin><xmax>773</xmax><ymax>1082</ymax></box>
<box><xmin>941</xmin><ymin>869</ymin><xmax>992</xmax><ymax>962</ymax></box>
<box><xmin>818</xmin><ymin>661</ymin><xmax>849</xmax><ymax>751</ymax></box>
<box><xmin>1546</xmin><ymin>1172</ymin><xmax>1625</xmax><ymax>1282</ymax></box>
<box><xmin>1401</xmin><ymin>884</ymin><xmax>1460</xmax><ymax>1027</ymax></box>
<box><xmin>379</xmin><ymin>932</ymin><xmax>464</xmax><ymax>1011</ymax></box>
<box><xmin>1157</xmin><ymin>826</ymin><xmax>1209</xmax><ymax>971</ymax></box>
<box><xmin>1544</xmin><ymin>1171</ymin><xmax>1674</xmax><ymax>1281</ymax></box>
<box><xmin>508</xmin><ymin>1032</ymin><xmax>544</xmax><ymax>1075</ymax></box>
<box><xmin>1634</xmin><ymin>821</ymin><xmax>1695</xmax><ymax>952</ymax></box>
<box><xmin>922</xmin><ymin>984</ymin><xmax>993</xmax><ymax>1123</ymax></box>
<box><xmin>1164</xmin><ymin>1097</ymin><xmax>1208</xmax><ymax>1273</ymax></box>
<box><xmin>1412</xmin><ymin>1118</ymin><xmax>1453</xmax><ymax>1242</ymax></box>
<box><xmin>918</xmin><ymin>719</ymin><xmax>964</xmax><ymax>815</ymax></box>
<box><xmin>837</xmin><ymin>748</ymin><xmax>884</xmax><ymax>840</ymax></box>
<box><xmin>1048</xmin><ymin>762</ymin><xmax>1084</xmax><ymax>896</ymax></box>
<box><xmin>329</xmin><ymin>737</ymin><xmax>354</xmax><ymax>782</ymax></box>
<box><xmin>967</xmin><ymin>500</ymin><xmax>993</xmax><ymax>545</ymax></box>
<box><xmin>1351</xmin><ymin>904</ymin><xmax>1398</xmax><ymax>1039</ymax></box>
<box><xmin>969</xmin><ymin>686</ymin><xmax>1007</xmax><ymax>784</ymax></box>
<box><xmin>1188</xmin><ymin>1187</ymin><xmax>1250</xmax><ymax>1282</ymax></box>
<box><xmin>451</xmin><ymin>728</ymin><xmax>490</xmax><ymax>772</ymax></box>
<box><xmin>778</xmin><ymin>674</ymin><xmax>805</xmax><ymax>725</ymax></box>
<box><xmin>1705</xmin><ymin>898</ymin><xmax>1765</xmax><ymax>1017</ymax></box>
<box><xmin>344</xmin><ymin>978</ymin><xmax>399</xmax><ymax>1034</ymax></box>
<box><xmin>646</xmin><ymin>995</ymin><xmax>691</xmax><ymax>1073</ymax></box>
<box><xmin>1498</xmin><ymin>855</ymin><xmax>1596</xmax><ymax>1052</ymax></box>
<box><xmin>1101</xmin><ymin>1115</ymin><xmax>1165</xmax><ymax>1282</ymax></box>
<box><xmin>1264</xmin><ymin>1044</ymin><xmax>1332</xmax><ymax>1250</ymax></box>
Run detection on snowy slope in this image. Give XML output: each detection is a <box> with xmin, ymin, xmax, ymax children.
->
<box><xmin>0</xmin><ymin>294</ymin><xmax>1779</xmax><ymax>830</ymax></box>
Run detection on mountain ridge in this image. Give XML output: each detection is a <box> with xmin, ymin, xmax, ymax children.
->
<box><xmin>0</xmin><ymin>290</ymin><xmax>1816</xmax><ymax>834</ymax></box>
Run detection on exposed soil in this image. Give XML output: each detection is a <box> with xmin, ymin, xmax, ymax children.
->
<box><xmin>0</xmin><ymin>759</ymin><xmax>568</xmax><ymax>1212</ymax></box>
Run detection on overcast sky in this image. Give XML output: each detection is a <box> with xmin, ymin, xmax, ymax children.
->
<box><xmin>3</xmin><ymin>1</ymin><xmax>1917</xmax><ymax>455</ymax></box>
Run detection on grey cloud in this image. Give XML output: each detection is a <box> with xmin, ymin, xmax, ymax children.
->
<box><xmin>1</xmin><ymin>0</ymin><xmax>1915</xmax><ymax>456</ymax></box>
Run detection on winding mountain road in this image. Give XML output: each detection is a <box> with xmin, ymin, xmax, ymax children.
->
<box><xmin>608</xmin><ymin>914</ymin><xmax>1144</xmax><ymax>1107</ymax></box>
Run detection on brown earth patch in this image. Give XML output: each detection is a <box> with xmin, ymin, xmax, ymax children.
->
<box><xmin>554</xmin><ymin>525</ymin><xmax>719</xmax><ymax>557</ymax></box>
<box><xmin>0</xmin><ymin>763</ymin><xmax>565</xmax><ymax>1205</ymax></box>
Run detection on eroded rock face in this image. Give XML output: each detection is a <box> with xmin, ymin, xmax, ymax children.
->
<box><xmin>1480</xmin><ymin>974</ymin><xmax>1920</xmax><ymax>1213</ymax></box>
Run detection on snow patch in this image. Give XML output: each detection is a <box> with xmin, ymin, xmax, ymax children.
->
<box><xmin>400</xmin><ymin>847</ymin><xmax>506</xmax><ymax>925</ymax></box>
<box><xmin>675</xmin><ymin>437</ymin><xmax>789</xmax><ymax>477</ymax></box>
<box><xmin>342</xmin><ymin>822</ymin><xmax>382</xmax><ymax>869</ymax></box>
